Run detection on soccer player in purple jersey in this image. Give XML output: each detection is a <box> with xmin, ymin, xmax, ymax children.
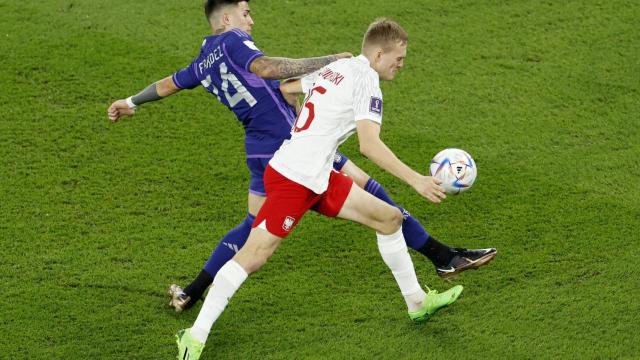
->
<box><xmin>107</xmin><ymin>0</ymin><xmax>496</xmax><ymax>313</ymax></box>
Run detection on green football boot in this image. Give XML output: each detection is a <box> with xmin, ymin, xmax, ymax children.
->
<box><xmin>408</xmin><ymin>285</ymin><xmax>464</xmax><ymax>323</ymax></box>
<box><xmin>176</xmin><ymin>328</ymin><xmax>205</xmax><ymax>360</ymax></box>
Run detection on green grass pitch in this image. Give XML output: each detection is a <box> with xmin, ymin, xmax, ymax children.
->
<box><xmin>1</xmin><ymin>0</ymin><xmax>639</xmax><ymax>358</ymax></box>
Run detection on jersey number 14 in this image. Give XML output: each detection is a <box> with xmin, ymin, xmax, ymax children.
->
<box><xmin>201</xmin><ymin>62</ymin><xmax>257</xmax><ymax>108</ymax></box>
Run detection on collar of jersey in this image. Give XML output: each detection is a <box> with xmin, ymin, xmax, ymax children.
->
<box><xmin>355</xmin><ymin>54</ymin><xmax>370</xmax><ymax>65</ymax></box>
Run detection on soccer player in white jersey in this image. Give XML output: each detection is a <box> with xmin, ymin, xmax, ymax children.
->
<box><xmin>109</xmin><ymin>0</ymin><xmax>495</xmax><ymax>317</ymax></box>
<box><xmin>177</xmin><ymin>18</ymin><xmax>465</xmax><ymax>359</ymax></box>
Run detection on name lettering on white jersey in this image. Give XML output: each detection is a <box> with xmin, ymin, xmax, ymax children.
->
<box><xmin>318</xmin><ymin>68</ymin><xmax>345</xmax><ymax>86</ymax></box>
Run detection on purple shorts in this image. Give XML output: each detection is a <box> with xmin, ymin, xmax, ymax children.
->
<box><xmin>246</xmin><ymin>151</ymin><xmax>349</xmax><ymax>196</ymax></box>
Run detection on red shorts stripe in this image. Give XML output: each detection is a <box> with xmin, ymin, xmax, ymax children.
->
<box><xmin>252</xmin><ymin>165</ymin><xmax>353</xmax><ymax>238</ymax></box>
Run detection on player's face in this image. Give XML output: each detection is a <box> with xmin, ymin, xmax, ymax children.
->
<box><xmin>227</xmin><ymin>1</ymin><xmax>254</xmax><ymax>34</ymax></box>
<box><xmin>374</xmin><ymin>42</ymin><xmax>407</xmax><ymax>81</ymax></box>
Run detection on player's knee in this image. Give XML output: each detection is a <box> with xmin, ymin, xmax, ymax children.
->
<box><xmin>234</xmin><ymin>247</ymin><xmax>270</xmax><ymax>274</ymax></box>
<box><xmin>239</xmin><ymin>251</ymin><xmax>269</xmax><ymax>273</ymax></box>
<box><xmin>246</xmin><ymin>256</ymin><xmax>267</xmax><ymax>273</ymax></box>
<box><xmin>379</xmin><ymin>208</ymin><xmax>403</xmax><ymax>235</ymax></box>
<box><xmin>390</xmin><ymin>208</ymin><xmax>403</xmax><ymax>229</ymax></box>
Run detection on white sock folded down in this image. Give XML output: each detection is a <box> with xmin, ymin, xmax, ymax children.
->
<box><xmin>191</xmin><ymin>260</ymin><xmax>248</xmax><ymax>343</ymax></box>
<box><xmin>377</xmin><ymin>227</ymin><xmax>426</xmax><ymax>311</ymax></box>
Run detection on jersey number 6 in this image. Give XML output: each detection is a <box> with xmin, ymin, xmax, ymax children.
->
<box><xmin>293</xmin><ymin>86</ymin><xmax>326</xmax><ymax>133</ymax></box>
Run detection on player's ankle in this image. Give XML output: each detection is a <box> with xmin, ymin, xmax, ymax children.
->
<box><xmin>183</xmin><ymin>270</ymin><xmax>214</xmax><ymax>304</ymax></box>
<box><xmin>417</xmin><ymin>236</ymin><xmax>454</xmax><ymax>267</ymax></box>
<box><xmin>405</xmin><ymin>289</ymin><xmax>427</xmax><ymax>312</ymax></box>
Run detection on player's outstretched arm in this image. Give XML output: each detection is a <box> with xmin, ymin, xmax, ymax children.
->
<box><xmin>356</xmin><ymin>119</ymin><xmax>446</xmax><ymax>204</ymax></box>
<box><xmin>250</xmin><ymin>52</ymin><xmax>352</xmax><ymax>80</ymax></box>
<box><xmin>107</xmin><ymin>75</ymin><xmax>182</xmax><ymax>123</ymax></box>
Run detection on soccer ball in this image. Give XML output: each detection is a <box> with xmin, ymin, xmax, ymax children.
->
<box><xmin>429</xmin><ymin>148</ymin><xmax>477</xmax><ymax>194</ymax></box>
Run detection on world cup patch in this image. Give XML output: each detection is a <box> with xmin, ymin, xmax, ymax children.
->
<box><xmin>370</xmin><ymin>97</ymin><xmax>383</xmax><ymax>115</ymax></box>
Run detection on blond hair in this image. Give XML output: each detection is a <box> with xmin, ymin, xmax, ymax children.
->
<box><xmin>362</xmin><ymin>18</ymin><xmax>408</xmax><ymax>52</ymax></box>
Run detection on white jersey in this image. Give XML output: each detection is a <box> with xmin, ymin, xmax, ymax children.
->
<box><xmin>269</xmin><ymin>55</ymin><xmax>383</xmax><ymax>193</ymax></box>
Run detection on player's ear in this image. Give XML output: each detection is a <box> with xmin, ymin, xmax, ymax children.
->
<box><xmin>374</xmin><ymin>48</ymin><xmax>384</xmax><ymax>63</ymax></box>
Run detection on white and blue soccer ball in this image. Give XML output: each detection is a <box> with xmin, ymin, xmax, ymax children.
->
<box><xmin>429</xmin><ymin>148</ymin><xmax>477</xmax><ymax>194</ymax></box>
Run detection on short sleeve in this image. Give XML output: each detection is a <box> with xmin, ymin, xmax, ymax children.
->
<box><xmin>172</xmin><ymin>63</ymin><xmax>199</xmax><ymax>90</ymax></box>
<box><xmin>223</xmin><ymin>29</ymin><xmax>264</xmax><ymax>71</ymax></box>
<box><xmin>353</xmin><ymin>70</ymin><xmax>383</xmax><ymax>124</ymax></box>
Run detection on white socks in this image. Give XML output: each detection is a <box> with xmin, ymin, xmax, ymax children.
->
<box><xmin>377</xmin><ymin>227</ymin><xmax>426</xmax><ymax>312</ymax></box>
<box><xmin>188</xmin><ymin>228</ymin><xmax>423</xmax><ymax>344</ymax></box>
<box><xmin>190</xmin><ymin>260</ymin><xmax>248</xmax><ymax>343</ymax></box>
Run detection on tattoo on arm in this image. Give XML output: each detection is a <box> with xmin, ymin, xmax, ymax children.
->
<box><xmin>131</xmin><ymin>83</ymin><xmax>163</xmax><ymax>106</ymax></box>
<box><xmin>252</xmin><ymin>55</ymin><xmax>338</xmax><ymax>80</ymax></box>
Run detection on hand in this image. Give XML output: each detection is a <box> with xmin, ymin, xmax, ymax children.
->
<box><xmin>107</xmin><ymin>99</ymin><xmax>135</xmax><ymax>123</ymax></box>
<box><xmin>334</xmin><ymin>52</ymin><xmax>353</xmax><ymax>60</ymax></box>
<box><xmin>412</xmin><ymin>175</ymin><xmax>447</xmax><ymax>204</ymax></box>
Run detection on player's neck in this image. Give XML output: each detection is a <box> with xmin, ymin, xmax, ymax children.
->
<box><xmin>361</xmin><ymin>54</ymin><xmax>381</xmax><ymax>78</ymax></box>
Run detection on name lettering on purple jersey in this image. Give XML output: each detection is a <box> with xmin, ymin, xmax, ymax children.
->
<box><xmin>198</xmin><ymin>46</ymin><xmax>224</xmax><ymax>74</ymax></box>
<box><xmin>175</xmin><ymin>31</ymin><xmax>297</xmax><ymax>156</ymax></box>
<box><xmin>370</xmin><ymin>96</ymin><xmax>383</xmax><ymax>115</ymax></box>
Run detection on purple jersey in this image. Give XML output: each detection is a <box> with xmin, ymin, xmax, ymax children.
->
<box><xmin>172</xmin><ymin>29</ymin><xmax>296</xmax><ymax>156</ymax></box>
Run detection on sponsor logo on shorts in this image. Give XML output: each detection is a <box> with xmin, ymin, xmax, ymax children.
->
<box><xmin>370</xmin><ymin>97</ymin><xmax>383</xmax><ymax>115</ymax></box>
<box><xmin>282</xmin><ymin>216</ymin><xmax>295</xmax><ymax>232</ymax></box>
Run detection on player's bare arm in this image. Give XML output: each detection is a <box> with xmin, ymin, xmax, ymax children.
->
<box><xmin>356</xmin><ymin>119</ymin><xmax>446</xmax><ymax>204</ymax></box>
<box><xmin>250</xmin><ymin>53</ymin><xmax>351</xmax><ymax>80</ymax></box>
<box><xmin>279</xmin><ymin>78</ymin><xmax>303</xmax><ymax>96</ymax></box>
<box><xmin>279</xmin><ymin>78</ymin><xmax>303</xmax><ymax>112</ymax></box>
<box><xmin>107</xmin><ymin>75</ymin><xmax>182</xmax><ymax>123</ymax></box>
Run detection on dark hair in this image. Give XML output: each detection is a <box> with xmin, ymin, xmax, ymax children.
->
<box><xmin>362</xmin><ymin>18</ymin><xmax>408</xmax><ymax>51</ymax></box>
<box><xmin>204</xmin><ymin>0</ymin><xmax>248</xmax><ymax>22</ymax></box>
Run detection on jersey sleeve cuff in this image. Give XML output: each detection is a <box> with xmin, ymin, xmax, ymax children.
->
<box><xmin>244</xmin><ymin>52</ymin><xmax>264</xmax><ymax>72</ymax></box>
<box><xmin>171</xmin><ymin>73</ymin><xmax>184</xmax><ymax>89</ymax></box>
<box><xmin>354</xmin><ymin>115</ymin><xmax>382</xmax><ymax>124</ymax></box>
